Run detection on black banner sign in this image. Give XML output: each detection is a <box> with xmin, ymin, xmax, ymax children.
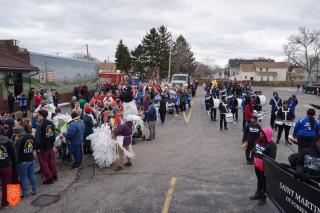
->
<box><xmin>264</xmin><ymin>157</ymin><xmax>320</xmax><ymax>213</ymax></box>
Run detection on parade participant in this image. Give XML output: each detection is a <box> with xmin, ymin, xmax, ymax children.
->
<box><xmin>8</xmin><ymin>92</ymin><xmax>15</xmax><ymax>115</ymax></box>
<box><xmin>70</xmin><ymin>96</ymin><xmax>77</xmax><ymax>110</ymax></box>
<box><xmin>83</xmin><ymin>108</ymin><xmax>94</xmax><ymax>154</ymax></box>
<box><xmin>44</xmin><ymin>89</ymin><xmax>54</xmax><ymax>105</ymax></box>
<box><xmin>4</xmin><ymin>118</ymin><xmax>14</xmax><ymax>139</ymax></box>
<box><xmin>231</xmin><ymin>94</ymin><xmax>238</xmax><ymax>121</ymax></box>
<box><xmin>62</xmin><ymin>111</ymin><xmax>85</xmax><ymax>169</ymax></box>
<box><xmin>211</xmin><ymin>86</ymin><xmax>217</xmax><ymax>99</ymax></box>
<box><xmin>0</xmin><ymin>126</ymin><xmax>17</xmax><ymax>209</ymax></box>
<box><xmin>288</xmin><ymin>94</ymin><xmax>298</xmax><ymax>119</ymax></box>
<box><xmin>269</xmin><ymin>92</ymin><xmax>282</xmax><ymax>130</ymax></box>
<box><xmin>295</xmin><ymin>136</ymin><xmax>320</xmax><ymax>182</ymax></box>
<box><xmin>219</xmin><ymin>85</ymin><xmax>226</xmax><ymax>97</ymax></box>
<box><xmin>173</xmin><ymin>91</ymin><xmax>180</xmax><ymax>116</ymax></box>
<box><xmin>14</xmin><ymin>126</ymin><xmax>37</xmax><ymax>198</ymax></box>
<box><xmin>179</xmin><ymin>90</ymin><xmax>186</xmax><ymax>112</ymax></box>
<box><xmin>208</xmin><ymin>95</ymin><xmax>216</xmax><ymax>121</ymax></box>
<box><xmin>72</xmin><ymin>102</ymin><xmax>82</xmax><ymax>116</ymax></box>
<box><xmin>145</xmin><ymin>101</ymin><xmax>157</xmax><ymax>141</ymax></box>
<box><xmin>250</xmin><ymin>128</ymin><xmax>277</xmax><ymax>206</ymax></box>
<box><xmin>113</xmin><ymin>118</ymin><xmax>134</xmax><ymax>171</ymax></box>
<box><xmin>275</xmin><ymin>100</ymin><xmax>294</xmax><ymax>145</ymax></box>
<box><xmin>159</xmin><ymin>95</ymin><xmax>167</xmax><ymax>124</ymax></box>
<box><xmin>16</xmin><ymin>92</ymin><xmax>28</xmax><ymax>117</ymax></box>
<box><xmin>204</xmin><ymin>91</ymin><xmax>211</xmax><ymax>115</ymax></box>
<box><xmin>242</xmin><ymin>116</ymin><xmax>261</xmax><ymax>165</ymax></box>
<box><xmin>34</xmin><ymin>90</ymin><xmax>42</xmax><ymax>110</ymax></box>
<box><xmin>293</xmin><ymin>108</ymin><xmax>320</xmax><ymax>153</ymax></box>
<box><xmin>186</xmin><ymin>89</ymin><xmax>192</xmax><ymax>108</ymax></box>
<box><xmin>244</xmin><ymin>96</ymin><xmax>253</xmax><ymax>127</ymax></box>
<box><xmin>135</xmin><ymin>87</ymin><xmax>144</xmax><ymax>110</ymax></box>
<box><xmin>253</xmin><ymin>92</ymin><xmax>261</xmax><ymax>111</ymax></box>
<box><xmin>35</xmin><ymin>109</ymin><xmax>57</xmax><ymax>184</ymax></box>
<box><xmin>218</xmin><ymin>96</ymin><xmax>228</xmax><ymax>130</ymax></box>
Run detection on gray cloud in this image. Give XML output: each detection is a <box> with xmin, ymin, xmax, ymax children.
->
<box><xmin>0</xmin><ymin>0</ymin><xmax>319</xmax><ymax>66</ymax></box>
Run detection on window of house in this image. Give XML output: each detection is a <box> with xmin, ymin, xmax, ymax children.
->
<box><xmin>250</xmin><ymin>77</ymin><xmax>254</xmax><ymax>81</ymax></box>
<box><xmin>267</xmin><ymin>77</ymin><xmax>270</xmax><ymax>81</ymax></box>
<box><xmin>244</xmin><ymin>76</ymin><xmax>247</xmax><ymax>79</ymax></box>
<box><xmin>260</xmin><ymin>68</ymin><xmax>262</xmax><ymax>72</ymax></box>
<box><xmin>266</xmin><ymin>68</ymin><xmax>269</xmax><ymax>72</ymax></box>
<box><xmin>233</xmin><ymin>72</ymin><xmax>235</xmax><ymax>76</ymax></box>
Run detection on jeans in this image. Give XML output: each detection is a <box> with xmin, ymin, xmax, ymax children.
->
<box><xmin>68</xmin><ymin>144</ymin><xmax>82</xmax><ymax>168</ymax></box>
<box><xmin>18</xmin><ymin>161</ymin><xmax>37</xmax><ymax>196</ymax></box>
<box><xmin>148</xmin><ymin>121</ymin><xmax>156</xmax><ymax>140</ymax></box>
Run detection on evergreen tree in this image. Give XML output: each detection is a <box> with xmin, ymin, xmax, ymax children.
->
<box><xmin>115</xmin><ymin>39</ymin><xmax>132</xmax><ymax>78</ymax></box>
<box><xmin>158</xmin><ymin>25</ymin><xmax>172</xmax><ymax>78</ymax></box>
<box><xmin>172</xmin><ymin>35</ymin><xmax>196</xmax><ymax>77</ymax></box>
<box><xmin>131</xmin><ymin>44</ymin><xmax>145</xmax><ymax>75</ymax></box>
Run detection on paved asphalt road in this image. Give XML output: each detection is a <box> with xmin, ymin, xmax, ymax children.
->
<box><xmin>6</xmin><ymin>87</ymin><xmax>320</xmax><ymax>213</ymax></box>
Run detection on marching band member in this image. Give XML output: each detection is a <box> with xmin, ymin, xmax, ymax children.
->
<box><xmin>275</xmin><ymin>100</ymin><xmax>294</xmax><ymax>145</ymax></box>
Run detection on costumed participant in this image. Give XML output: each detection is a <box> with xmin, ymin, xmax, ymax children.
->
<box><xmin>242</xmin><ymin>116</ymin><xmax>261</xmax><ymax>165</ymax></box>
<box><xmin>250</xmin><ymin>128</ymin><xmax>277</xmax><ymax>206</ymax></box>
<box><xmin>288</xmin><ymin>94</ymin><xmax>298</xmax><ymax>119</ymax></box>
<box><xmin>112</xmin><ymin>118</ymin><xmax>134</xmax><ymax>171</ymax></box>
<box><xmin>218</xmin><ymin>96</ymin><xmax>228</xmax><ymax>130</ymax></box>
<box><xmin>295</xmin><ymin>136</ymin><xmax>320</xmax><ymax>182</ymax></box>
<box><xmin>0</xmin><ymin>126</ymin><xmax>17</xmax><ymax>209</ymax></box>
<box><xmin>269</xmin><ymin>92</ymin><xmax>282</xmax><ymax>130</ymax></box>
<box><xmin>209</xmin><ymin>94</ymin><xmax>216</xmax><ymax>121</ymax></box>
<box><xmin>159</xmin><ymin>95</ymin><xmax>167</xmax><ymax>124</ymax></box>
<box><xmin>14</xmin><ymin>126</ymin><xmax>37</xmax><ymax>198</ymax></box>
<box><xmin>179</xmin><ymin>90</ymin><xmax>186</xmax><ymax>112</ymax></box>
<box><xmin>253</xmin><ymin>92</ymin><xmax>261</xmax><ymax>111</ymax></box>
<box><xmin>62</xmin><ymin>111</ymin><xmax>85</xmax><ymax>169</ymax></box>
<box><xmin>293</xmin><ymin>108</ymin><xmax>320</xmax><ymax>153</ymax></box>
<box><xmin>275</xmin><ymin>100</ymin><xmax>294</xmax><ymax>145</ymax></box>
<box><xmin>35</xmin><ymin>109</ymin><xmax>57</xmax><ymax>184</ymax></box>
<box><xmin>244</xmin><ymin>96</ymin><xmax>253</xmax><ymax>127</ymax></box>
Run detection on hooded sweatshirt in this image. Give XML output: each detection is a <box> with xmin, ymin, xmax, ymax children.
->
<box><xmin>15</xmin><ymin>134</ymin><xmax>35</xmax><ymax>163</ymax></box>
<box><xmin>0</xmin><ymin>135</ymin><xmax>17</xmax><ymax>168</ymax></box>
<box><xmin>253</xmin><ymin>127</ymin><xmax>277</xmax><ymax>171</ymax></box>
<box><xmin>296</xmin><ymin>137</ymin><xmax>320</xmax><ymax>178</ymax></box>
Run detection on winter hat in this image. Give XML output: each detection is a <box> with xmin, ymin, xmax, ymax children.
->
<box><xmin>261</xmin><ymin>127</ymin><xmax>273</xmax><ymax>142</ymax></box>
<box><xmin>4</xmin><ymin>118</ymin><xmax>15</xmax><ymax>127</ymax></box>
<box><xmin>84</xmin><ymin>107</ymin><xmax>92</xmax><ymax>114</ymax></box>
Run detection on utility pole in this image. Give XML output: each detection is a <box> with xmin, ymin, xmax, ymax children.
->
<box><xmin>168</xmin><ymin>43</ymin><xmax>173</xmax><ymax>82</ymax></box>
<box><xmin>86</xmin><ymin>44</ymin><xmax>89</xmax><ymax>60</ymax></box>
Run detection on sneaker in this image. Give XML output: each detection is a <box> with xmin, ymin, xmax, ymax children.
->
<box><xmin>124</xmin><ymin>162</ymin><xmax>132</xmax><ymax>167</ymax></box>
<box><xmin>71</xmin><ymin>165</ymin><xmax>80</xmax><ymax>170</ymax></box>
<box><xmin>285</xmin><ymin>140</ymin><xmax>292</xmax><ymax>145</ymax></box>
<box><xmin>43</xmin><ymin>179</ymin><xmax>53</xmax><ymax>184</ymax></box>
<box><xmin>250</xmin><ymin>191</ymin><xmax>262</xmax><ymax>200</ymax></box>
<box><xmin>114</xmin><ymin>166</ymin><xmax>124</xmax><ymax>171</ymax></box>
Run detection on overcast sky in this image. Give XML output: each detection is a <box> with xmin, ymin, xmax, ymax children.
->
<box><xmin>1</xmin><ymin>0</ymin><xmax>319</xmax><ymax>66</ymax></box>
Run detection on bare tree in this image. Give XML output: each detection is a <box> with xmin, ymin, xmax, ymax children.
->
<box><xmin>283</xmin><ymin>27</ymin><xmax>320</xmax><ymax>82</ymax></box>
<box><xmin>193</xmin><ymin>62</ymin><xmax>214</xmax><ymax>79</ymax></box>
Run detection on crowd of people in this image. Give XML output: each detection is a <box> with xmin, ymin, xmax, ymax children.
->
<box><xmin>0</xmin><ymin>80</ymin><xmax>198</xmax><ymax>209</ymax></box>
<box><xmin>203</xmin><ymin>80</ymin><xmax>320</xmax><ymax>206</ymax></box>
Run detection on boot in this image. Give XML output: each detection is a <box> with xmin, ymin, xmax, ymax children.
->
<box><xmin>250</xmin><ymin>191</ymin><xmax>262</xmax><ymax>200</ymax></box>
<box><xmin>276</xmin><ymin>139</ymin><xmax>280</xmax><ymax>144</ymax></box>
<box><xmin>257</xmin><ymin>194</ymin><xmax>266</xmax><ymax>206</ymax></box>
<box><xmin>285</xmin><ymin>140</ymin><xmax>292</xmax><ymax>145</ymax></box>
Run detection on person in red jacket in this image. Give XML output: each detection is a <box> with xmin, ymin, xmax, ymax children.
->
<box><xmin>244</xmin><ymin>96</ymin><xmax>253</xmax><ymax>125</ymax></box>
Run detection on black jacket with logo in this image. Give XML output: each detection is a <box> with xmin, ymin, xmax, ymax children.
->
<box><xmin>0</xmin><ymin>135</ymin><xmax>17</xmax><ymax>169</ymax></box>
<box><xmin>37</xmin><ymin>119</ymin><xmax>55</xmax><ymax>150</ymax></box>
<box><xmin>242</xmin><ymin>123</ymin><xmax>262</xmax><ymax>144</ymax></box>
<box><xmin>15</xmin><ymin>134</ymin><xmax>35</xmax><ymax>163</ymax></box>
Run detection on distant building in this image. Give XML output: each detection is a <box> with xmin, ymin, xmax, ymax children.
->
<box><xmin>213</xmin><ymin>68</ymin><xmax>225</xmax><ymax>79</ymax></box>
<box><xmin>287</xmin><ymin>65</ymin><xmax>308</xmax><ymax>82</ymax></box>
<box><xmin>238</xmin><ymin>61</ymin><xmax>288</xmax><ymax>81</ymax></box>
<box><xmin>228</xmin><ymin>58</ymin><xmax>275</xmax><ymax>80</ymax></box>
<box><xmin>98</xmin><ymin>60</ymin><xmax>116</xmax><ymax>73</ymax></box>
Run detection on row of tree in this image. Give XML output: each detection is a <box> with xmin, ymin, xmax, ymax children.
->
<box><xmin>115</xmin><ymin>25</ymin><xmax>196</xmax><ymax>79</ymax></box>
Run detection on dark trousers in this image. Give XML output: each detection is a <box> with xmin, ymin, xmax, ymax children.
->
<box><xmin>245</xmin><ymin>141</ymin><xmax>254</xmax><ymax>162</ymax></box>
<box><xmin>270</xmin><ymin>111</ymin><xmax>276</xmax><ymax>129</ymax></box>
<box><xmin>159</xmin><ymin>112</ymin><xmax>166</xmax><ymax>124</ymax></box>
<box><xmin>180</xmin><ymin>102</ymin><xmax>186</xmax><ymax>112</ymax></box>
<box><xmin>242</xmin><ymin>113</ymin><xmax>247</xmax><ymax>129</ymax></box>
<box><xmin>210</xmin><ymin>108</ymin><xmax>216</xmax><ymax>120</ymax></box>
<box><xmin>69</xmin><ymin>144</ymin><xmax>82</xmax><ymax>168</ymax></box>
<box><xmin>220</xmin><ymin>114</ymin><xmax>227</xmax><ymax>129</ymax></box>
<box><xmin>277</xmin><ymin>125</ymin><xmax>291</xmax><ymax>140</ymax></box>
<box><xmin>83</xmin><ymin>139</ymin><xmax>92</xmax><ymax>154</ymax></box>
<box><xmin>255</xmin><ymin>167</ymin><xmax>266</xmax><ymax>193</ymax></box>
<box><xmin>175</xmin><ymin>105</ymin><xmax>179</xmax><ymax>114</ymax></box>
<box><xmin>297</xmin><ymin>136</ymin><xmax>314</xmax><ymax>153</ymax></box>
<box><xmin>0</xmin><ymin>167</ymin><xmax>12</xmax><ymax>207</ymax></box>
<box><xmin>37</xmin><ymin>148</ymin><xmax>57</xmax><ymax>180</ymax></box>
<box><xmin>232</xmin><ymin>109</ymin><xmax>238</xmax><ymax>121</ymax></box>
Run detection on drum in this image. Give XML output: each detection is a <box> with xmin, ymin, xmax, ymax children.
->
<box><xmin>258</xmin><ymin>95</ymin><xmax>266</xmax><ymax>106</ymax></box>
<box><xmin>237</xmin><ymin>99</ymin><xmax>242</xmax><ymax>109</ymax></box>
<box><xmin>226</xmin><ymin>113</ymin><xmax>233</xmax><ymax>123</ymax></box>
<box><xmin>275</xmin><ymin>120</ymin><xmax>283</xmax><ymax>125</ymax></box>
<box><xmin>213</xmin><ymin>99</ymin><xmax>220</xmax><ymax>109</ymax></box>
<box><xmin>284</xmin><ymin>121</ymin><xmax>295</xmax><ymax>127</ymax></box>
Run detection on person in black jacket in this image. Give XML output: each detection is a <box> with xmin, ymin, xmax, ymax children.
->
<box><xmin>14</xmin><ymin>126</ymin><xmax>37</xmax><ymax>198</ymax></box>
<box><xmin>35</xmin><ymin>110</ymin><xmax>57</xmax><ymax>184</ymax></box>
<box><xmin>4</xmin><ymin>118</ymin><xmax>14</xmax><ymax>140</ymax></box>
<box><xmin>231</xmin><ymin>94</ymin><xmax>238</xmax><ymax>121</ymax></box>
<box><xmin>242</xmin><ymin>116</ymin><xmax>261</xmax><ymax>165</ymax></box>
<box><xmin>0</xmin><ymin>126</ymin><xmax>17</xmax><ymax>208</ymax></box>
<box><xmin>219</xmin><ymin>96</ymin><xmax>228</xmax><ymax>130</ymax></box>
<box><xmin>159</xmin><ymin>96</ymin><xmax>167</xmax><ymax>124</ymax></box>
<box><xmin>208</xmin><ymin>95</ymin><xmax>216</xmax><ymax>121</ymax></box>
<box><xmin>295</xmin><ymin>136</ymin><xmax>320</xmax><ymax>182</ymax></box>
<box><xmin>276</xmin><ymin>100</ymin><xmax>294</xmax><ymax>145</ymax></box>
<box><xmin>7</xmin><ymin>92</ymin><xmax>15</xmax><ymax>115</ymax></box>
<box><xmin>145</xmin><ymin>102</ymin><xmax>157</xmax><ymax>141</ymax></box>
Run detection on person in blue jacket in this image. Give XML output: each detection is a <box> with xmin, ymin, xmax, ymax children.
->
<box><xmin>269</xmin><ymin>92</ymin><xmax>282</xmax><ymax>129</ymax></box>
<box><xmin>293</xmin><ymin>108</ymin><xmax>320</xmax><ymax>153</ymax></box>
<box><xmin>204</xmin><ymin>91</ymin><xmax>211</xmax><ymax>115</ymax></box>
<box><xmin>62</xmin><ymin>111</ymin><xmax>85</xmax><ymax>169</ymax></box>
